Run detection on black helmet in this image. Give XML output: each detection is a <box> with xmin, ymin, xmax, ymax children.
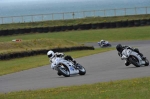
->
<box><xmin>116</xmin><ymin>44</ymin><xmax>123</xmax><ymax>52</ymax></box>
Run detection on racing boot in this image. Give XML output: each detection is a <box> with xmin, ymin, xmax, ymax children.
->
<box><xmin>72</xmin><ymin>60</ymin><xmax>78</xmax><ymax>69</ymax></box>
<box><xmin>57</xmin><ymin>72</ymin><xmax>61</xmax><ymax>76</ymax></box>
<box><xmin>142</xmin><ymin>57</ymin><xmax>146</xmax><ymax>60</ymax></box>
<box><xmin>125</xmin><ymin>60</ymin><xmax>130</xmax><ymax>66</ymax></box>
<box><xmin>138</xmin><ymin>53</ymin><xmax>146</xmax><ymax>60</ymax></box>
<box><xmin>73</xmin><ymin>60</ymin><xmax>76</xmax><ymax>65</ymax></box>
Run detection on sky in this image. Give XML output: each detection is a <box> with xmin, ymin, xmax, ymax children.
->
<box><xmin>1</xmin><ymin>0</ymin><xmax>148</xmax><ymax>3</ymax></box>
<box><xmin>1</xmin><ymin>0</ymin><xmax>149</xmax><ymax>10</ymax></box>
<box><xmin>0</xmin><ymin>0</ymin><xmax>89</xmax><ymax>6</ymax></box>
<box><xmin>0</xmin><ymin>0</ymin><xmax>148</xmax><ymax>6</ymax></box>
<box><xmin>1</xmin><ymin>0</ymin><xmax>87</xmax><ymax>3</ymax></box>
<box><xmin>1</xmin><ymin>0</ymin><xmax>149</xmax><ymax>5</ymax></box>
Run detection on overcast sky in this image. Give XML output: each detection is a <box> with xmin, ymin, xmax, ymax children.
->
<box><xmin>1</xmin><ymin>0</ymin><xmax>87</xmax><ymax>3</ymax></box>
<box><xmin>1</xmin><ymin>0</ymin><xmax>148</xmax><ymax>3</ymax></box>
<box><xmin>1</xmin><ymin>0</ymin><xmax>149</xmax><ymax>4</ymax></box>
<box><xmin>1</xmin><ymin>0</ymin><xmax>149</xmax><ymax>7</ymax></box>
<box><xmin>0</xmin><ymin>0</ymin><xmax>149</xmax><ymax>10</ymax></box>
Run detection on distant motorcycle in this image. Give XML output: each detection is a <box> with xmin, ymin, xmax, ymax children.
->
<box><xmin>53</xmin><ymin>57</ymin><xmax>86</xmax><ymax>77</ymax></box>
<box><xmin>120</xmin><ymin>48</ymin><xmax>149</xmax><ymax>67</ymax></box>
<box><xmin>98</xmin><ymin>41</ymin><xmax>111</xmax><ymax>48</ymax></box>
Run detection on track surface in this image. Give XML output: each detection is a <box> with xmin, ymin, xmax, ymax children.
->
<box><xmin>0</xmin><ymin>40</ymin><xmax>150</xmax><ymax>93</ymax></box>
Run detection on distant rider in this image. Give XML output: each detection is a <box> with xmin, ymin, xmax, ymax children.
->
<box><xmin>47</xmin><ymin>50</ymin><xmax>77</xmax><ymax>70</ymax></box>
<box><xmin>116</xmin><ymin>44</ymin><xmax>145</xmax><ymax>66</ymax></box>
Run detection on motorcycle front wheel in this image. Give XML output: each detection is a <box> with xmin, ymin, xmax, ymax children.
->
<box><xmin>144</xmin><ymin>58</ymin><xmax>149</xmax><ymax>66</ymax></box>
<box><xmin>58</xmin><ymin>65</ymin><xmax>70</xmax><ymax>77</ymax></box>
<box><xmin>76</xmin><ymin>64</ymin><xmax>86</xmax><ymax>75</ymax></box>
<box><xmin>108</xmin><ymin>44</ymin><xmax>111</xmax><ymax>47</ymax></box>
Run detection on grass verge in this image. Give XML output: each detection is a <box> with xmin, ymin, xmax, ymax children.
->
<box><xmin>0</xmin><ymin>38</ymin><xmax>79</xmax><ymax>53</ymax></box>
<box><xmin>0</xmin><ymin>77</ymin><xmax>150</xmax><ymax>99</ymax></box>
<box><xmin>0</xmin><ymin>26</ymin><xmax>150</xmax><ymax>43</ymax></box>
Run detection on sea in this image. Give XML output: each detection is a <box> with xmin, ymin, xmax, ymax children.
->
<box><xmin>0</xmin><ymin>0</ymin><xmax>150</xmax><ymax>24</ymax></box>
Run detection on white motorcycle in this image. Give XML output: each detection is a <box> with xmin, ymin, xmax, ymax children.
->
<box><xmin>98</xmin><ymin>41</ymin><xmax>111</xmax><ymax>48</ymax></box>
<box><xmin>121</xmin><ymin>48</ymin><xmax>149</xmax><ymax>67</ymax></box>
<box><xmin>53</xmin><ymin>57</ymin><xmax>86</xmax><ymax>77</ymax></box>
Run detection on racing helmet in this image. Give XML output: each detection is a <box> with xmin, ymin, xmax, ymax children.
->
<box><xmin>101</xmin><ymin>40</ymin><xmax>104</xmax><ymax>42</ymax></box>
<box><xmin>116</xmin><ymin>44</ymin><xmax>123</xmax><ymax>52</ymax></box>
<box><xmin>47</xmin><ymin>50</ymin><xmax>55</xmax><ymax>59</ymax></box>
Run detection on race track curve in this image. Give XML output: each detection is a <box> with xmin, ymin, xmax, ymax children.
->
<box><xmin>0</xmin><ymin>40</ymin><xmax>150</xmax><ymax>93</ymax></box>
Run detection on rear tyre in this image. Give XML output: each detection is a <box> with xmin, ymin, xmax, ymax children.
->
<box><xmin>76</xmin><ymin>64</ymin><xmax>86</xmax><ymax>75</ymax></box>
<box><xmin>58</xmin><ymin>65</ymin><xmax>70</xmax><ymax>77</ymax></box>
<box><xmin>129</xmin><ymin>56</ymin><xmax>140</xmax><ymax>67</ymax></box>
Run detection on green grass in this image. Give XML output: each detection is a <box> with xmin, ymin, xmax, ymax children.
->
<box><xmin>0</xmin><ymin>48</ymin><xmax>114</xmax><ymax>76</ymax></box>
<box><xmin>0</xmin><ymin>77</ymin><xmax>150</xmax><ymax>99</ymax></box>
<box><xmin>0</xmin><ymin>14</ymin><xmax>150</xmax><ymax>30</ymax></box>
<box><xmin>1</xmin><ymin>26</ymin><xmax>150</xmax><ymax>43</ymax></box>
<box><xmin>0</xmin><ymin>38</ymin><xmax>79</xmax><ymax>53</ymax></box>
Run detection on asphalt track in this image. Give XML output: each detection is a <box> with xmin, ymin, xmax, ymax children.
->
<box><xmin>0</xmin><ymin>40</ymin><xmax>150</xmax><ymax>93</ymax></box>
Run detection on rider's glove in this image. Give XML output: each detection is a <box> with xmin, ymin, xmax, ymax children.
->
<box><xmin>121</xmin><ymin>55</ymin><xmax>127</xmax><ymax>60</ymax></box>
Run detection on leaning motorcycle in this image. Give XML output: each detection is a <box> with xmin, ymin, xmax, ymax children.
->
<box><xmin>98</xmin><ymin>41</ymin><xmax>111</xmax><ymax>48</ymax></box>
<box><xmin>121</xmin><ymin>48</ymin><xmax>149</xmax><ymax>67</ymax></box>
<box><xmin>53</xmin><ymin>57</ymin><xmax>86</xmax><ymax>77</ymax></box>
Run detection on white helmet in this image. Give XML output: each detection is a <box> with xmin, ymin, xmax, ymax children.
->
<box><xmin>101</xmin><ymin>40</ymin><xmax>104</xmax><ymax>42</ymax></box>
<box><xmin>47</xmin><ymin>50</ymin><xmax>55</xmax><ymax>59</ymax></box>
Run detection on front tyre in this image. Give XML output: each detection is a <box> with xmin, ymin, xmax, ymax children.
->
<box><xmin>57</xmin><ymin>65</ymin><xmax>70</xmax><ymax>77</ymax></box>
<box><xmin>144</xmin><ymin>58</ymin><xmax>149</xmax><ymax>66</ymax></box>
<box><xmin>76</xmin><ymin>64</ymin><xmax>86</xmax><ymax>75</ymax></box>
<box><xmin>107</xmin><ymin>44</ymin><xmax>111</xmax><ymax>47</ymax></box>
